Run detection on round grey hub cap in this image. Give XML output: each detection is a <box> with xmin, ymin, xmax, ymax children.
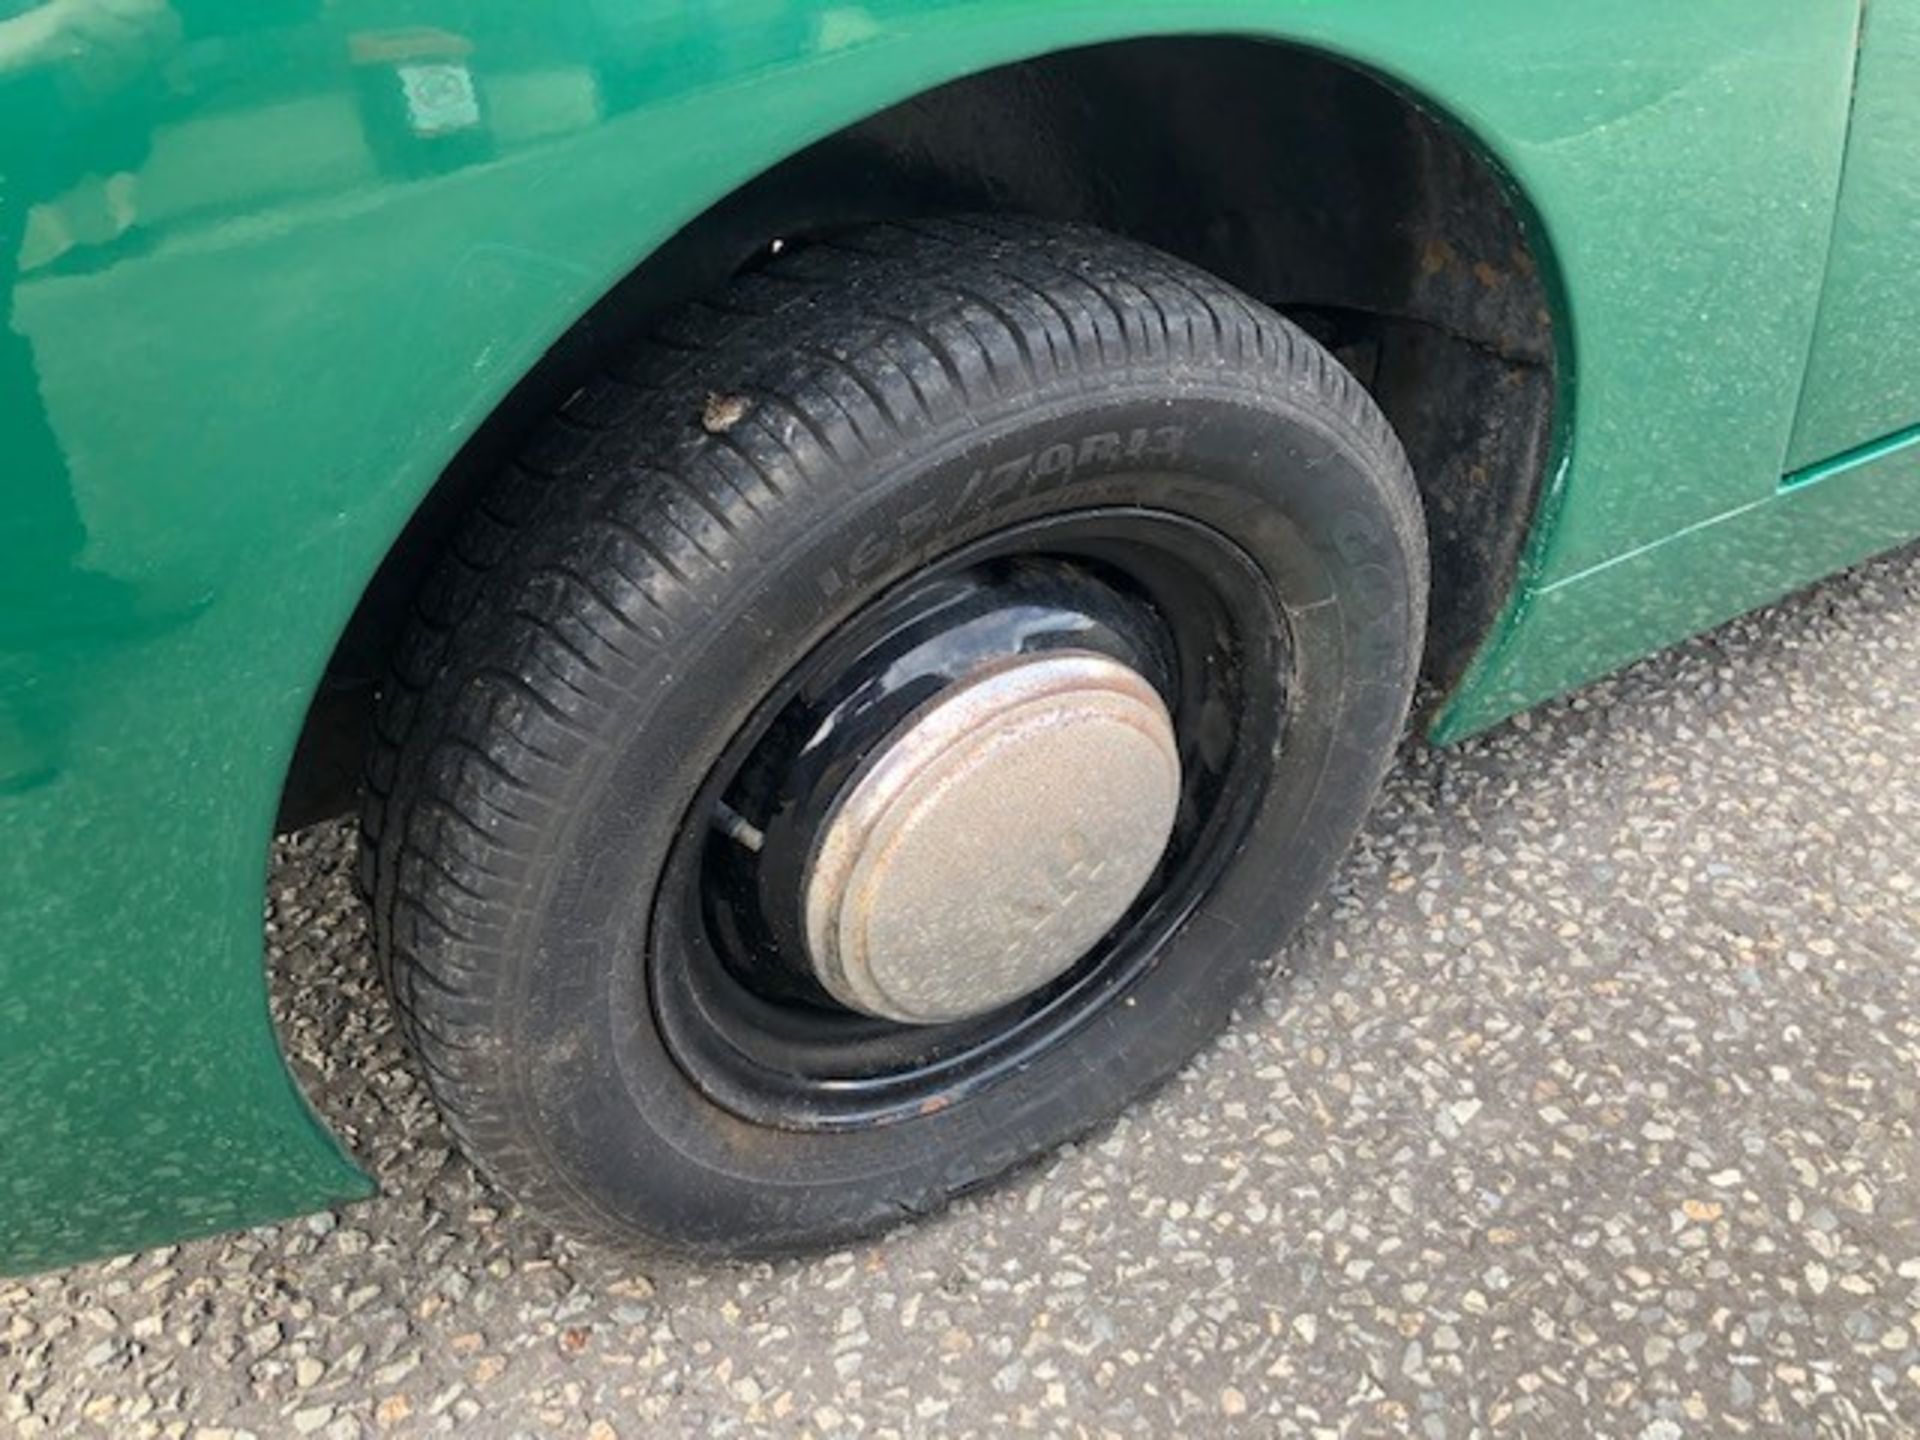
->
<box><xmin>803</xmin><ymin>651</ymin><xmax>1182</xmax><ymax>1025</ymax></box>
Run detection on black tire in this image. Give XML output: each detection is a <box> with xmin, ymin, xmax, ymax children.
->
<box><xmin>362</xmin><ymin>217</ymin><xmax>1426</xmax><ymax>1257</ymax></box>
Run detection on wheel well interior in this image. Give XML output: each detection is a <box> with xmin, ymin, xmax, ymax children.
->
<box><xmin>278</xmin><ymin>34</ymin><xmax>1560</xmax><ymax>829</ymax></box>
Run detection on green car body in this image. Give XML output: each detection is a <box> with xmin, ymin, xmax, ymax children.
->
<box><xmin>2</xmin><ymin>0</ymin><xmax>1917</xmax><ymax>1274</ymax></box>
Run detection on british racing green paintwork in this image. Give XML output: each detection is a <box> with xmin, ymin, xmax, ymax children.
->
<box><xmin>2</xmin><ymin>0</ymin><xmax>1917</xmax><ymax>1273</ymax></box>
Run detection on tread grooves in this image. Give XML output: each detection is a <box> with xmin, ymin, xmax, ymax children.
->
<box><xmin>711</xmin><ymin>429</ymin><xmax>787</xmax><ymax>506</ymax></box>
<box><xmin>596</xmin><ymin>513</ymin><xmax>694</xmax><ymax>589</ymax></box>
<box><xmin>748</xmin><ymin>388</ymin><xmax>843</xmax><ymax>471</ymax></box>
<box><xmin>876</xmin><ymin>308</ymin><xmax>973</xmax><ymax>404</ymax></box>
<box><xmin>946</xmin><ymin>281</ymin><xmax>1040</xmax><ymax>388</ymax></box>
<box><xmin>799</xmin><ymin>344</ymin><xmax>905</xmax><ymax>436</ymax></box>
<box><xmin>531</xmin><ymin>561</ymin><xmax>662</xmax><ymax>634</ymax></box>
<box><xmin>471</xmin><ymin>665</ymin><xmax>593</xmax><ymax>738</ymax></box>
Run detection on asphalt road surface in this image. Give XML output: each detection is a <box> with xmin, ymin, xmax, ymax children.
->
<box><xmin>6</xmin><ymin>542</ymin><xmax>1920</xmax><ymax>1440</ymax></box>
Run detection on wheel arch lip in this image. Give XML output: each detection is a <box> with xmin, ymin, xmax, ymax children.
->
<box><xmin>315</xmin><ymin>17</ymin><xmax>1579</xmax><ymax>791</ymax></box>
<box><xmin>8</xmin><ymin>5</ymin><xmax>1591</xmax><ymax>1272</ymax></box>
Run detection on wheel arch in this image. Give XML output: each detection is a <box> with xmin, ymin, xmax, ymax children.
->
<box><xmin>279</xmin><ymin>32</ymin><xmax>1570</xmax><ymax>828</ymax></box>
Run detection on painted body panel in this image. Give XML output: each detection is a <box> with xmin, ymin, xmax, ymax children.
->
<box><xmin>1434</xmin><ymin>425</ymin><xmax>1920</xmax><ymax>742</ymax></box>
<box><xmin>0</xmin><ymin>0</ymin><xmax>1903</xmax><ymax>1271</ymax></box>
<box><xmin>1787</xmin><ymin>0</ymin><xmax>1920</xmax><ymax>471</ymax></box>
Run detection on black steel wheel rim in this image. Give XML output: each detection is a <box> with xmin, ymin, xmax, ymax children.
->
<box><xmin>649</xmin><ymin>506</ymin><xmax>1291</xmax><ymax>1132</ymax></box>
